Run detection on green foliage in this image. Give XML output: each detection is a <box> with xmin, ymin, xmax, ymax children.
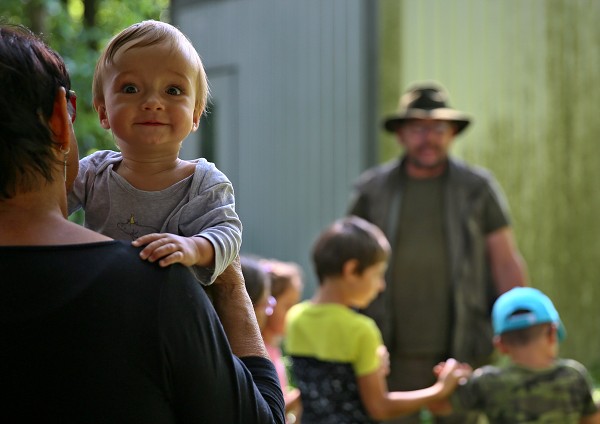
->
<box><xmin>1</xmin><ymin>0</ymin><xmax>169</xmax><ymax>156</ymax></box>
<box><xmin>2</xmin><ymin>0</ymin><xmax>167</xmax><ymax>226</ymax></box>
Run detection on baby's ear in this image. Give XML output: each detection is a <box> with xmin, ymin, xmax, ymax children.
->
<box><xmin>191</xmin><ymin>109</ymin><xmax>201</xmax><ymax>132</ymax></box>
<box><xmin>94</xmin><ymin>101</ymin><xmax>110</xmax><ymax>129</ymax></box>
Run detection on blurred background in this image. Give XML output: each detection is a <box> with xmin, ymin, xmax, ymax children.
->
<box><xmin>2</xmin><ymin>0</ymin><xmax>599</xmax><ymax>380</ymax></box>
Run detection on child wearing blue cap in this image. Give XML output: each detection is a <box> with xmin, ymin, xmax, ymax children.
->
<box><xmin>432</xmin><ymin>287</ymin><xmax>599</xmax><ymax>423</ymax></box>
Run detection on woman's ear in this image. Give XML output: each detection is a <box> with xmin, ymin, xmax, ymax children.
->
<box><xmin>48</xmin><ymin>87</ymin><xmax>71</xmax><ymax>148</ymax></box>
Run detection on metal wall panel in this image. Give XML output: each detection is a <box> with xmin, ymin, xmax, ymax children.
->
<box><xmin>172</xmin><ymin>0</ymin><xmax>377</xmax><ymax>294</ymax></box>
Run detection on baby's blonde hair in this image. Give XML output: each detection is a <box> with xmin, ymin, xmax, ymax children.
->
<box><xmin>92</xmin><ymin>20</ymin><xmax>208</xmax><ymax>115</ymax></box>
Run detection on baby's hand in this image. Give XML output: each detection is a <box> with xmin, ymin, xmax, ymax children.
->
<box><xmin>132</xmin><ymin>233</ymin><xmax>211</xmax><ymax>267</ymax></box>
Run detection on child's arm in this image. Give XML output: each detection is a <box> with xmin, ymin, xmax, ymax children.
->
<box><xmin>133</xmin><ymin>233</ymin><xmax>214</xmax><ymax>268</ymax></box>
<box><xmin>139</xmin><ymin>161</ymin><xmax>242</xmax><ymax>283</ymax></box>
<box><xmin>356</xmin><ymin>358</ymin><xmax>464</xmax><ymax>421</ymax></box>
<box><xmin>376</xmin><ymin>345</ymin><xmax>390</xmax><ymax>376</ymax></box>
<box><xmin>133</xmin><ymin>160</ymin><xmax>242</xmax><ymax>281</ymax></box>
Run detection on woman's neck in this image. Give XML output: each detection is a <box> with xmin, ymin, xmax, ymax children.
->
<box><xmin>0</xmin><ymin>185</ymin><xmax>109</xmax><ymax>246</ymax></box>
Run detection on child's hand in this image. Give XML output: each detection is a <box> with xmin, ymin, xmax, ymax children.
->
<box><xmin>132</xmin><ymin>233</ymin><xmax>215</xmax><ymax>267</ymax></box>
<box><xmin>434</xmin><ymin>358</ymin><xmax>471</xmax><ymax>397</ymax></box>
<box><xmin>434</xmin><ymin>360</ymin><xmax>472</xmax><ymax>382</ymax></box>
<box><xmin>376</xmin><ymin>345</ymin><xmax>390</xmax><ymax>376</ymax></box>
<box><xmin>428</xmin><ymin>360</ymin><xmax>471</xmax><ymax>415</ymax></box>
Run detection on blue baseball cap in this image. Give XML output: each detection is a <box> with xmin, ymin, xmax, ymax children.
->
<box><xmin>492</xmin><ymin>287</ymin><xmax>566</xmax><ymax>341</ymax></box>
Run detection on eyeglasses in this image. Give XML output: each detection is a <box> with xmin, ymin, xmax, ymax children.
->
<box><xmin>66</xmin><ymin>89</ymin><xmax>77</xmax><ymax>123</ymax></box>
<box><xmin>265</xmin><ymin>296</ymin><xmax>277</xmax><ymax>316</ymax></box>
<box><xmin>403</xmin><ymin>121</ymin><xmax>453</xmax><ymax>135</ymax></box>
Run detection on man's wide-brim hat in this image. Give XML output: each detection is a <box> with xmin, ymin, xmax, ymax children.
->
<box><xmin>383</xmin><ymin>82</ymin><xmax>471</xmax><ymax>135</ymax></box>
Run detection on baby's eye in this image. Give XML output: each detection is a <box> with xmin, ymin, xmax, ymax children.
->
<box><xmin>122</xmin><ymin>84</ymin><xmax>138</xmax><ymax>94</ymax></box>
<box><xmin>166</xmin><ymin>86</ymin><xmax>182</xmax><ymax>96</ymax></box>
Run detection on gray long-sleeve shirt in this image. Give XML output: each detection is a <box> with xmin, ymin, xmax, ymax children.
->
<box><xmin>68</xmin><ymin>150</ymin><xmax>242</xmax><ymax>284</ymax></box>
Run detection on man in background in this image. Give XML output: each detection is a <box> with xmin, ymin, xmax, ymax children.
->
<box><xmin>348</xmin><ymin>82</ymin><xmax>528</xmax><ymax>423</ymax></box>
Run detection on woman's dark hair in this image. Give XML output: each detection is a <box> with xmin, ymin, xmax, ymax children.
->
<box><xmin>0</xmin><ymin>24</ymin><xmax>72</xmax><ymax>199</ymax></box>
<box><xmin>312</xmin><ymin>216</ymin><xmax>390</xmax><ymax>284</ymax></box>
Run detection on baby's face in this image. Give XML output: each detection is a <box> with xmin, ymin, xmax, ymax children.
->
<box><xmin>95</xmin><ymin>41</ymin><xmax>200</xmax><ymax>151</ymax></box>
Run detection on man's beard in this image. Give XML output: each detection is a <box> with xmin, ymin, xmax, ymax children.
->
<box><xmin>406</xmin><ymin>146</ymin><xmax>448</xmax><ymax>169</ymax></box>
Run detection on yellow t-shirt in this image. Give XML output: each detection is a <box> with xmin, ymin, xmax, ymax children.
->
<box><xmin>285</xmin><ymin>301</ymin><xmax>382</xmax><ymax>376</ymax></box>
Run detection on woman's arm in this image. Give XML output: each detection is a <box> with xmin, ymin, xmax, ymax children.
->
<box><xmin>206</xmin><ymin>257</ymin><xmax>285</xmax><ymax>424</ymax></box>
<box><xmin>208</xmin><ymin>256</ymin><xmax>270</xmax><ymax>359</ymax></box>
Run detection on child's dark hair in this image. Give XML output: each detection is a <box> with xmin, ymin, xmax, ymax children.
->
<box><xmin>499</xmin><ymin>310</ymin><xmax>553</xmax><ymax>347</ymax></box>
<box><xmin>0</xmin><ymin>24</ymin><xmax>72</xmax><ymax>200</ymax></box>
<box><xmin>240</xmin><ymin>255</ymin><xmax>271</xmax><ymax>306</ymax></box>
<box><xmin>312</xmin><ymin>216</ymin><xmax>390</xmax><ymax>284</ymax></box>
<box><xmin>263</xmin><ymin>259</ymin><xmax>303</xmax><ymax>298</ymax></box>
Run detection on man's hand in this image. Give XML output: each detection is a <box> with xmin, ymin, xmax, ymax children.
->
<box><xmin>132</xmin><ymin>233</ymin><xmax>214</xmax><ymax>267</ymax></box>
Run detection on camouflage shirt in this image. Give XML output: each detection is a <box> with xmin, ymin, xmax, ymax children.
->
<box><xmin>451</xmin><ymin>358</ymin><xmax>598</xmax><ymax>423</ymax></box>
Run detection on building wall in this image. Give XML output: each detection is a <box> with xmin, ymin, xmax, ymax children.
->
<box><xmin>171</xmin><ymin>0</ymin><xmax>600</xmax><ymax>375</ymax></box>
<box><xmin>171</xmin><ymin>0</ymin><xmax>377</xmax><ymax>294</ymax></box>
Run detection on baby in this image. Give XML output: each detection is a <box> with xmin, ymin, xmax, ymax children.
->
<box><xmin>68</xmin><ymin>20</ymin><xmax>241</xmax><ymax>284</ymax></box>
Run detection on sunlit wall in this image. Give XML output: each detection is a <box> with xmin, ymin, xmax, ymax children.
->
<box><xmin>379</xmin><ymin>0</ymin><xmax>600</xmax><ymax>373</ymax></box>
